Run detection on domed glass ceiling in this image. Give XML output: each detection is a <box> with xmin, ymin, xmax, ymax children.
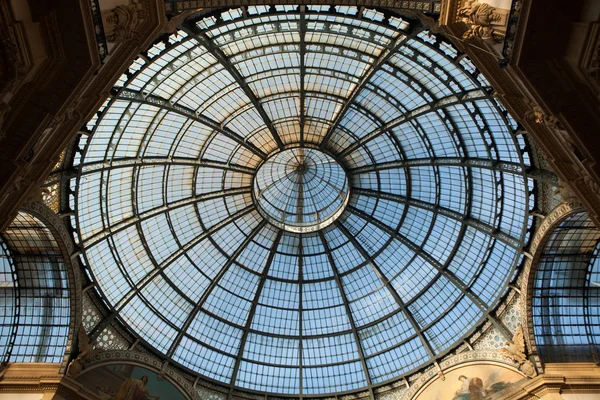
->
<box><xmin>72</xmin><ymin>5</ymin><xmax>533</xmax><ymax>396</ymax></box>
<box><xmin>254</xmin><ymin>147</ymin><xmax>350</xmax><ymax>232</ymax></box>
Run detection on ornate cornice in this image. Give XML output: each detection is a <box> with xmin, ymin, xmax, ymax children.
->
<box><xmin>0</xmin><ymin>362</ymin><xmax>107</xmax><ymax>399</ymax></box>
<box><xmin>500</xmin><ymin>365</ymin><xmax>600</xmax><ymax>400</ymax></box>
<box><xmin>0</xmin><ymin>363</ymin><xmax>62</xmax><ymax>396</ymax></box>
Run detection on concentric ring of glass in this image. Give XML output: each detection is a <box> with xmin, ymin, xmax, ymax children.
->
<box><xmin>253</xmin><ymin>148</ymin><xmax>350</xmax><ymax>233</ymax></box>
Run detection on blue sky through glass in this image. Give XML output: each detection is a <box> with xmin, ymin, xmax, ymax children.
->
<box><xmin>72</xmin><ymin>6</ymin><xmax>532</xmax><ymax>395</ymax></box>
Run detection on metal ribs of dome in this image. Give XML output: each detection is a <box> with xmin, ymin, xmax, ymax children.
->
<box><xmin>253</xmin><ymin>148</ymin><xmax>350</xmax><ymax>233</ymax></box>
<box><xmin>69</xmin><ymin>5</ymin><xmax>534</xmax><ymax>396</ymax></box>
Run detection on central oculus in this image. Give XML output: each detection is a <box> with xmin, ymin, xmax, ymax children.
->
<box><xmin>253</xmin><ymin>148</ymin><xmax>350</xmax><ymax>233</ymax></box>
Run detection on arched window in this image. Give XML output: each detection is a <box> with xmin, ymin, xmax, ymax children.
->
<box><xmin>0</xmin><ymin>211</ymin><xmax>71</xmax><ymax>363</ymax></box>
<box><xmin>532</xmin><ymin>211</ymin><xmax>600</xmax><ymax>362</ymax></box>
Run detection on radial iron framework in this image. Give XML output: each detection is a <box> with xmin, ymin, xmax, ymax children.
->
<box><xmin>68</xmin><ymin>5</ymin><xmax>535</xmax><ymax>396</ymax></box>
<box><xmin>253</xmin><ymin>147</ymin><xmax>350</xmax><ymax>233</ymax></box>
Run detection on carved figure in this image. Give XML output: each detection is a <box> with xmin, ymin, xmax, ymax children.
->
<box><xmin>526</xmin><ymin>104</ymin><xmax>578</xmax><ymax>152</ymax></box>
<box><xmin>499</xmin><ymin>326</ymin><xmax>536</xmax><ymax>377</ymax></box>
<box><xmin>101</xmin><ymin>5</ymin><xmax>142</xmax><ymax>42</ymax></box>
<box><xmin>526</xmin><ymin>104</ymin><xmax>559</xmax><ymax>128</ymax></box>
<box><xmin>463</xmin><ymin>24</ymin><xmax>494</xmax><ymax>40</ymax></box>
<box><xmin>573</xmin><ymin>173</ymin><xmax>600</xmax><ymax>197</ymax></box>
<box><xmin>66</xmin><ymin>325</ymin><xmax>103</xmax><ymax>376</ymax></box>
<box><xmin>459</xmin><ymin>1</ymin><xmax>496</xmax><ymax>25</ymax></box>
<box><xmin>458</xmin><ymin>0</ymin><xmax>503</xmax><ymax>40</ymax></box>
<box><xmin>554</xmin><ymin>178</ymin><xmax>580</xmax><ymax>203</ymax></box>
<box><xmin>163</xmin><ymin>9</ymin><xmax>201</xmax><ymax>35</ymax></box>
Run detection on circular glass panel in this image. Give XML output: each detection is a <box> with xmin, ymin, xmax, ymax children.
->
<box><xmin>254</xmin><ymin>148</ymin><xmax>349</xmax><ymax>233</ymax></box>
<box><xmin>70</xmin><ymin>6</ymin><xmax>534</xmax><ymax>396</ymax></box>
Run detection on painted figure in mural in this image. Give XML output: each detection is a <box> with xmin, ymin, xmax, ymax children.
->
<box><xmin>113</xmin><ymin>375</ymin><xmax>160</xmax><ymax>400</ymax></box>
<box><xmin>453</xmin><ymin>375</ymin><xmax>485</xmax><ymax>400</ymax></box>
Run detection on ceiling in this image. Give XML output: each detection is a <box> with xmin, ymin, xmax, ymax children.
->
<box><xmin>68</xmin><ymin>6</ymin><xmax>534</xmax><ymax>396</ymax></box>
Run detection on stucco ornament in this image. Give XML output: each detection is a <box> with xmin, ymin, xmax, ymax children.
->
<box><xmin>526</xmin><ymin>104</ymin><xmax>559</xmax><ymax>127</ymax></box>
<box><xmin>526</xmin><ymin>103</ymin><xmax>580</xmax><ymax>154</ymax></box>
<box><xmin>554</xmin><ymin>178</ymin><xmax>580</xmax><ymax>203</ymax></box>
<box><xmin>498</xmin><ymin>326</ymin><xmax>537</xmax><ymax>378</ymax></box>
<box><xmin>164</xmin><ymin>9</ymin><xmax>202</xmax><ymax>35</ymax></box>
<box><xmin>458</xmin><ymin>0</ymin><xmax>503</xmax><ymax>40</ymax></box>
<box><xmin>101</xmin><ymin>5</ymin><xmax>142</xmax><ymax>42</ymax></box>
<box><xmin>66</xmin><ymin>324</ymin><xmax>104</xmax><ymax>377</ymax></box>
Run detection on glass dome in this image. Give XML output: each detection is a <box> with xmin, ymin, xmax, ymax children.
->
<box><xmin>71</xmin><ymin>6</ymin><xmax>533</xmax><ymax>396</ymax></box>
<box><xmin>254</xmin><ymin>147</ymin><xmax>350</xmax><ymax>233</ymax></box>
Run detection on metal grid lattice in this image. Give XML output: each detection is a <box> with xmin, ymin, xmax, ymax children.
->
<box><xmin>0</xmin><ymin>212</ymin><xmax>70</xmax><ymax>363</ymax></box>
<box><xmin>67</xmin><ymin>5</ymin><xmax>534</xmax><ymax>396</ymax></box>
<box><xmin>532</xmin><ymin>212</ymin><xmax>600</xmax><ymax>362</ymax></box>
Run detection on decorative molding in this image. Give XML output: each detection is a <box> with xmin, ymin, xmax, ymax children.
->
<box><xmin>502</xmin><ymin>0</ymin><xmax>524</xmax><ymax>61</ymax></box>
<box><xmin>166</xmin><ymin>0</ymin><xmax>438</xmax><ymax>14</ymax></box>
<box><xmin>89</xmin><ymin>0</ymin><xmax>108</xmax><ymax>60</ymax></box>
<box><xmin>0</xmin><ymin>363</ymin><xmax>62</xmax><ymax>398</ymax></box>
<box><xmin>500</xmin><ymin>363</ymin><xmax>600</xmax><ymax>400</ymax></box>
<box><xmin>580</xmin><ymin>21</ymin><xmax>600</xmax><ymax>96</ymax></box>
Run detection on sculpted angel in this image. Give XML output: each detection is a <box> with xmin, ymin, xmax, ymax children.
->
<box><xmin>499</xmin><ymin>325</ymin><xmax>527</xmax><ymax>363</ymax></box>
<box><xmin>499</xmin><ymin>326</ymin><xmax>536</xmax><ymax>377</ymax></box>
<box><xmin>458</xmin><ymin>0</ymin><xmax>502</xmax><ymax>40</ymax></box>
<box><xmin>66</xmin><ymin>325</ymin><xmax>104</xmax><ymax>376</ymax></box>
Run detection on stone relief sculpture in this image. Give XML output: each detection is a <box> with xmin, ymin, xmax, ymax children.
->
<box><xmin>526</xmin><ymin>104</ymin><xmax>559</xmax><ymax>128</ymax></box>
<box><xmin>164</xmin><ymin>9</ymin><xmax>202</xmax><ymax>35</ymax></box>
<box><xmin>66</xmin><ymin>324</ymin><xmax>104</xmax><ymax>377</ymax></box>
<box><xmin>458</xmin><ymin>0</ymin><xmax>508</xmax><ymax>40</ymax></box>
<box><xmin>498</xmin><ymin>326</ymin><xmax>537</xmax><ymax>378</ymax></box>
<box><xmin>526</xmin><ymin>103</ymin><xmax>580</xmax><ymax>154</ymax></box>
<box><xmin>554</xmin><ymin>178</ymin><xmax>580</xmax><ymax>203</ymax></box>
<box><xmin>101</xmin><ymin>4</ymin><xmax>144</xmax><ymax>43</ymax></box>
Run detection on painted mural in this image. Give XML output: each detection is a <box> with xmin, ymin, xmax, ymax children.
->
<box><xmin>76</xmin><ymin>364</ymin><xmax>187</xmax><ymax>400</ymax></box>
<box><xmin>414</xmin><ymin>363</ymin><xmax>527</xmax><ymax>400</ymax></box>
